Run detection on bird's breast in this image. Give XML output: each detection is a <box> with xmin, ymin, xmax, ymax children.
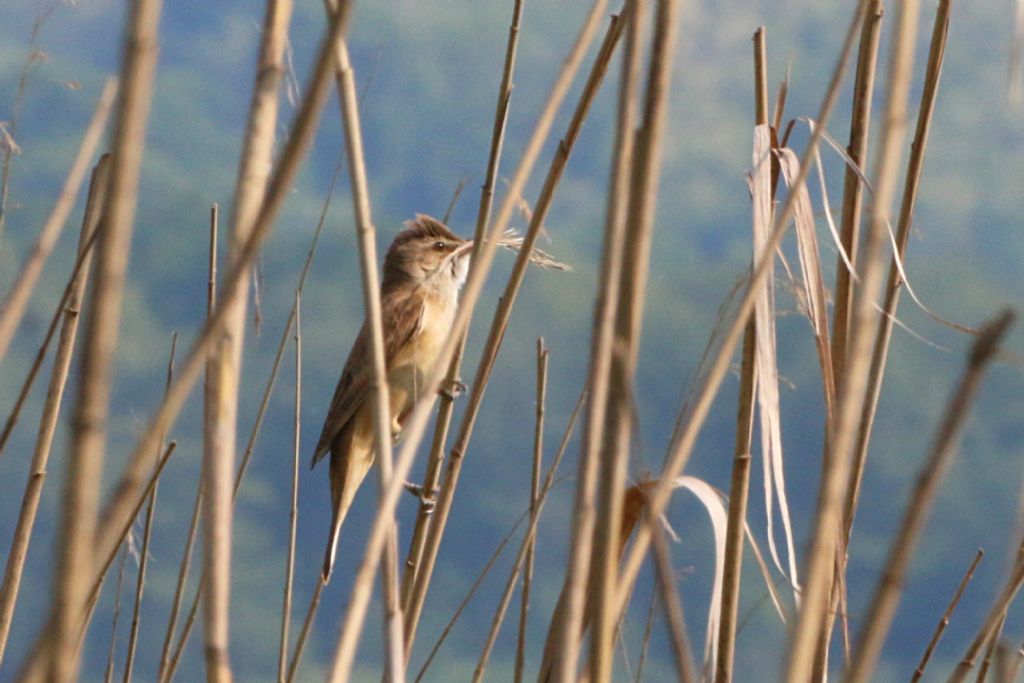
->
<box><xmin>388</xmin><ymin>289</ymin><xmax>457</xmax><ymax>409</ymax></box>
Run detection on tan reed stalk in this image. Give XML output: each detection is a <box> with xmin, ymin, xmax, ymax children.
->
<box><xmin>48</xmin><ymin>0</ymin><xmax>162</xmax><ymax>677</ymax></box>
<box><xmin>0</xmin><ymin>155</ymin><xmax>108</xmax><ymax>666</ymax></box>
<box><xmin>156</xmin><ymin>201</ymin><xmax>217</xmax><ymax>683</ymax></box>
<box><xmin>652</xmin><ymin>520</ymin><xmax>698</xmax><ymax>683</ymax></box>
<box><xmin>325</xmin><ymin>2</ymin><xmax>610</xmax><ymax>677</ymax></box>
<box><xmin>464</xmin><ymin>384</ymin><xmax>585</xmax><ymax>683</ymax></box>
<box><xmin>401</xmin><ymin>2</ymin><xmax>622</xmax><ymax>658</ymax></box>
<box><xmin>283</xmin><ymin>580</ymin><xmax>324</xmax><ymax>683</ymax></box>
<box><xmin>417</xmin><ymin>509</ymin><xmax>530</xmax><ymax>682</ymax></box>
<box><xmin>534</xmin><ymin>3</ymin><xmax>639</xmax><ymax>677</ymax></box>
<box><xmin>104</xmin><ymin>545</ymin><xmax>130</xmax><ymax>683</ymax></box>
<box><xmin>580</xmin><ymin>5</ymin><xmax>648</xmax><ymax>683</ymax></box>
<box><xmin>976</xmin><ymin>613</ymin><xmax>1007</xmax><ymax>683</ymax></box>
<box><xmin>322</xmin><ymin>11</ymin><xmax>406</xmax><ymax>677</ymax></box>
<box><xmin>0</xmin><ymin>78</ymin><xmax>116</xmax><ymax>363</ymax></box>
<box><xmin>515</xmin><ymin>339</ymin><xmax>548</xmax><ymax>683</ymax></box>
<box><xmin>122</xmin><ymin>334</ymin><xmax>177</xmax><ymax>683</ymax></box>
<box><xmin>785</xmin><ymin>0</ymin><xmax>922</xmax><ymax>677</ymax></box>
<box><xmin>844</xmin><ymin>0</ymin><xmax>954</xmax><ymax>543</ymax></box>
<box><xmin>714</xmin><ymin>27</ymin><xmax>768</xmax><ymax>683</ymax></box>
<box><xmin>948</xmin><ymin>559</ymin><xmax>1024</xmax><ymax>683</ymax></box>
<box><xmin>277</xmin><ymin>292</ymin><xmax>301</xmax><ymax>683</ymax></box>
<box><xmin>844</xmin><ymin>310</ymin><xmax>1014</xmax><ymax>682</ymax></box>
<box><xmin>829</xmin><ymin>0</ymin><xmax>883</xmax><ymax>390</ymax></box>
<box><xmin>911</xmin><ymin>549</ymin><xmax>985</xmax><ymax>682</ymax></box>
<box><xmin>613</xmin><ymin>0</ymin><xmax>872</xmax><ymax>634</ymax></box>
<box><xmin>202</xmin><ymin>2</ymin><xmax>292</xmax><ymax>677</ymax></box>
<box><xmin>634</xmin><ymin>593</ymin><xmax>657</xmax><ymax>683</ymax></box>
<box><xmin>0</xmin><ymin>228</ymin><xmax>98</xmax><ymax>460</ymax></box>
<box><xmin>400</xmin><ymin>0</ymin><xmax>525</xmax><ymax>614</ymax></box>
<box><xmin>414</xmin><ymin>387</ymin><xmax>584</xmax><ymax>683</ymax></box>
<box><xmin>16</xmin><ymin>5</ymin><xmax>347</xmax><ymax>676</ymax></box>
<box><xmin>162</xmin><ymin>166</ymin><xmax>334</xmax><ymax>683</ymax></box>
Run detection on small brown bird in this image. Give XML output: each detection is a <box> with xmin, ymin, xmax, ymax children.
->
<box><xmin>312</xmin><ymin>214</ymin><xmax>472</xmax><ymax>582</ymax></box>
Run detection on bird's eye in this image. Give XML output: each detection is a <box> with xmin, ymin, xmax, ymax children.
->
<box><xmin>433</xmin><ymin>241</ymin><xmax>446</xmax><ymax>251</ymax></box>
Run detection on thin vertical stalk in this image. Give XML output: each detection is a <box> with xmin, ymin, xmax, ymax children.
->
<box><xmin>278</xmin><ymin>292</ymin><xmax>301</xmax><ymax>683</ymax></box>
<box><xmin>948</xmin><ymin>560</ymin><xmax>1024</xmax><ymax>683</ymax></box>
<box><xmin>652</xmin><ymin>522</ymin><xmax>698</xmax><ymax>683</ymax></box>
<box><xmin>203</xmin><ymin>0</ymin><xmax>292</xmax><ymax>677</ymax></box>
<box><xmin>714</xmin><ymin>27</ymin><xmax>767</xmax><ymax>683</ymax></box>
<box><xmin>830</xmin><ymin>0</ymin><xmax>884</xmax><ymax>390</ymax></box>
<box><xmin>845</xmin><ymin>0</ymin><xmax>954</xmax><ymax>542</ymax></box>
<box><xmin>104</xmin><ymin>546</ymin><xmax>130</xmax><ymax>683</ymax></box>
<box><xmin>322</xmin><ymin>3</ymin><xmax>404</xmax><ymax>674</ymax></box>
<box><xmin>161</xmin><ymin>163</ymin><xmax>334</xmax><ymax>683</ymax></box>
<box><xmin>614</xmin><ymin>0</ymin><xmax>871</xmax><ymax>634</ymax></box>
<box><xmin>16</xmin><ymin>1</ymin><xmax>346</xmax><ymax>674</ymax></box>
<box><xmin>0</xmin><ymin>155</ymin><xmax>108</xmax><ymax>667</ymax></box>
<box><xmin>401</xmin><ymin>0</ymin><xmax>526</xmax><ymax>614</ymax></box>
<box><xmin>844</xmin><ymin>311</ymin><xmax>1014</xmax><ymax>682</ymax></box>
<box><xmin>912</xmin><ymin>550</ymin><xmax>985</xmax><ymax>682</ymax></box>
<box><xmin>326</xmin><ymin>4</ymin><xmax>611</xmax><ymax>677</ymax></box>
<box><xmin>785</xmin><ymin>0</ymin><xmax>921</xmax><ymax>677</ymax></box>
<box><xmin>49</xmin><ymin>0</ymin><xmax>162</xmax><ymax>678</ymax></box>
<box><xmin>403</xmin><ymin>2</ymin><xmax>623</xmax><ymax>658</ymax></box>
<box><xmin>284</xmin><ymin>580</ymin><xmax>324</xmax><ymax>683</ymax></box>
<box><xmin>0</xmin><ymin>78</ymin><xmax>117</xmax><ymax>364</ymax></box>
<box><xmin>515</xmin><ymin>339</ymin><xmax>548</xmax><ymax>683</ymax></box>
<box><xmin>123</xmin><ymin>333</ymin><xmax>177</xmax><ymax>683</ymax></box>
<box><xmin>591</xmin><ymin>1</ymin><xmax>680</xmax><ymax>680</ymax></box>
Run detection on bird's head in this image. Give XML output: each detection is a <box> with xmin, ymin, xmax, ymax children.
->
<box><xmin>383</xmin><ymin>214</ymin><xmax>472</xmax><ymax>289</ymax></box>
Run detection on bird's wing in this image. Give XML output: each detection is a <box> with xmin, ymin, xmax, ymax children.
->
<box><xmin>311</xmin><ymin>288</ymin><xmax>424</xmax><ymax>467</ymax></box>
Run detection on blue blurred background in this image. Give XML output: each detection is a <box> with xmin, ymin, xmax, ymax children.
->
<box><xmin>0</xmin><ymin>1</ymin><xmax>1022</xmax><ymax>680</ymax></box>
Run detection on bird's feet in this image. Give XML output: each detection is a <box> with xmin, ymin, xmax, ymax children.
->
<box><xmin>404</xmin><ymin>481</ymin><xmax>440</xmax><ymax>514</ymax></box>
<box><xmin>438</xmin><ymin>378</ymin><xmax>467</xmax><ymax>401</ymax></box>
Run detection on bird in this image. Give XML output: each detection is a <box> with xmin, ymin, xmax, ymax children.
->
<box><xmin>311</xmin><ymin>214</ymin><xmax>473</xmax><ymax>583</ymax></box>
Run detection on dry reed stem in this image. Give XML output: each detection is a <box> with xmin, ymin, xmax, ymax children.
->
<box><xmin>715</xmin><ymin>28</ymin><xmax>768</xmax><ymax>683</ymax></box>
<box><xmin>417</xmin><ymin>386</ymin><xmax>586</xmax><ymax>683</ymax></box>
<box><xmin>400</xmin><ymin>0</ymin><xmax>526</xmax><ymax>615</ymax></box>
<box><xmin>783</xmin><ymin>0</ymin><xmax>922</xmax><ymax>677</ymax></box>
<box><xmin>16</xmin><ymin>3</ymin><xmax>346</xmax><ymax>676</ymax></box>
<box><xmin>0</xmin><ymin>227</ymin><xmax>98</xmax><ymax>460</ymax></box>
<box><xmin>544</xmin><ymin>1</ymin><xmax>639</xmax><ymax>677</ymax></box>
<box><xmin>325</xmin><ymin>2</ymin><xmax>609</xmax><ymax>677</ymax></box>
<box><xmin>845</xmin><ymin>0</ymin><xmax>954</xmax><ymax>544</ymax></box>
<box><xmin>652</xmin><ymin>521</ymin><xmax>698</xmax><ymax>683</ymax></box>
<box><xmin>122</xmin><ymin>333</ymin><xmax>176</xmax><ymax>683</ymax></box>
<box><xmin>156</xmin><ymin>481</ymin><xmax>202</xmax><ymax>683</ymax></box>
<box><xmin>0</xmin><ymin>155</ymin><xmax>108</xmax><ymax>667</ymax></box>
<box><xmin>322</xmin><ymin>12</ymin><xmax>406</xmax><ymax>676</ymax></box>
<box><xmin>830</xmin><ymin>0</ymin><xmax>883</xmax><ymax>390</ymax></box>
<box><xmin>515</xmin><ymin>339</ymin><xmax>548</xmax><ymax>683</ymax></box>
<box><xmin>104</xmin><ymin>545</ymin><xmax>130</xmax><ymax>683</ymax></box>
<box><xmin>949</xmin><ymin>555</ymin><xmax>1024</xmax><ymax>682</ymax></box>
<box><xmin>48</xmin><ymin>0</ymin><xmax>162</xmax><ymax>678</ymax></box>
<box><xmin>461</xmin><ymin>385</ymin><xmax>583</xmax><ymax>683</ymax></box>
<box><xmin>278</xmin><ymin>292</ymin><xmax>301</xmax><ymax>683</ymax></box>
<box><xmin>585</xmin><ymin>2</ymin><xmax>648</xmax><ymax>680</ymax></box>
<box><xmin>203</xmin><ymin>1</ymin><xmax>292</xmax><ymax>677</ymax></box>
<box><xmin>162</xmin><ymin>165</ymin><xmax>334</xmax><ymax>683</ymax></box>
<box><xmin>0</xmin><ymin>78</ymin><xmax>117</xmax><ymax>363</ymax></box>
<box><xmin>614</xmin><ymin>0</ymin><xmax>871</xmax><ymax>636</ymax></box>
<box><xmin>976</xmin><ymin>613</ymin><xmax>1007</xmax><ymax>683</ymax></box>
<box><xmin>283</xmin><ymin>579</ymin><xmax>324</xmax><ymax>683</ymax></box>
<box><xmin>912</xmin><ymin>549</ymin><xmax>985</xmax><ymax>682</ymax></box>
<box><xmin>844</xmin><ymin>310</ymin><xmax>1014</xmax><ymax>682</ymax></box>
<box><xmin>400</xmin><ymin>1</ymin><xmax>620</xmax><ymax>658</ymax></box>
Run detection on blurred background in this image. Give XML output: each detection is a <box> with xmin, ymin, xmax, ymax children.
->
<box><xmin>0</xmin><ymin>0</ymin><xmax>1022</xmax><ymax>680</ymax></box>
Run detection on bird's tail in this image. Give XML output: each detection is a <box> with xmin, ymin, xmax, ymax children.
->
<box><xmin>321</xmin><ymin>433</ymin><xmax>375</xmax><ymax>583</ymax></box>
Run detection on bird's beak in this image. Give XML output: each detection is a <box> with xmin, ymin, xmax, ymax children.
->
<box><xmin>453</xmin><ymin>240</ymin><xmax>474</xmax><ymax>258</ymax></box>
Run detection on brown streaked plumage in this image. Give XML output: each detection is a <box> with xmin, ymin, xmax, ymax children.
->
<box><xmin>312</xmin><ymin>214</ymin><xmax>471</xmax><ymax>582</ymax></box>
